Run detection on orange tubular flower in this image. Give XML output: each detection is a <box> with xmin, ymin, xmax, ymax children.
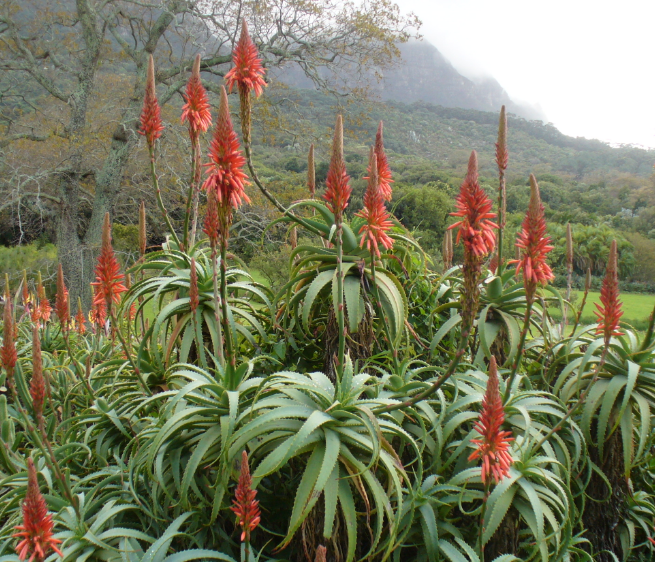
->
<box><xmin>203</xmin><ymin>86</ymin><xmax>250</xmax><ymax>213</ymax></box>
<box><xmin>448</xmin><ymin>151</ymin><xmax>497</xmax><ymax>258</ymax></box>
<box><xmin>30</xmin><ymin>326</ymin><xmax>45</xmax><ymax>423</ymax></box>
<box><xmin>231</xmin><ymin>451</ymin><xmax>261</xmax><ymax>543</ymax></box>
<box><xmin>374</xmin><ymin>122</ymin><xmax>393</xmax><ymax>201</ymax></box>
<box><xmin>595</xmin><ymin>239</ymin><xmax>623</xmax><ymax>343</ymax></box>
<box><xmin>91</xmin><ymin>213</ymin><xmax>127</xmax><ymax>311</ymax></box>
<box><xmin>224</xmin><ymin>20</ymin><xmax>267</xmax><ymax>99</ymax></box>
<box><xmin>189</xmin><ymin>258</ymin><xmax>199</xmax><ymax>314</ymax></box>
<box><xmin>12</xmin><ymin>459</ymin><xmax>63</xmax><ymax>562</ymax></box>
<box><xmin>89</xmin><ymin>286</ymin><xmax>107</xmax><ymax>330</ymax></box>
<box><xmin>55</xmin><ymin>264</ymin><xmax>69</xmax><ymax>327</ymax></box>
<box><xmin>139</xmin><ymin>55</ymin><xmax>164</xmax><ymax>147</ymax></box>
<box><xmin>356</xmin><ymin>147</ymin><xmax>394</xmax><ymax>258</ymax></box>
<box><xmin>1</xmin><ymin>289</ymin><xmax>17</xmax><ymax>378</ymax></box>
<box><xmin>512</xmin><ymin>175</ymin><xmax>554</xmax><ymax>297</ymax></box>
<box><xmin>468</xmin><ymin>357</ymin><xmax>514</xmax><ymax>485</ymax></box>
<box><xmin>181</xmin><ymin>54</ymin><xmax>212</xmax><ymax>141</ymax></box>
<box><xmin>323</xmin><ymin>115</ymin><xmax>351</xmax><ymax>222</ymax></box>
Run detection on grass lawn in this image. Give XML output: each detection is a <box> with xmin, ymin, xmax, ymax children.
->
<box><xmin>550</xmin><ymin>290</ymin><xmax>655</xmax><ymax>330</ymax></box>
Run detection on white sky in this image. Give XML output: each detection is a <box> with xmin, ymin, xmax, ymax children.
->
<box><xmin>395</xmin><ymin>0</ymin><xmax>655</xmax><ymax>148</ymax></box>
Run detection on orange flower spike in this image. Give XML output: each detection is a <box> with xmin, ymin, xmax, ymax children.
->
<box><xmin>495</xmin><ymin>105</ymin><xmax>508</xmax><ymax>172</ymax></box>
<box><xmin>323</xmin><ymin>115</ymin><xmax>351</xmax><ymax>221</ymax></box>
<box><xmin>55</xmin><ymin>264</ymin><xmax>69</xmax><ymax>328</ymax></box>
<box><xmin>189</xmin><ymin>258</ymin><xmax>199</xmax><ymax>314</ymax></box>
<box><xmin>91</xmin><ymin>213</ymin><xmax>127</xmax><ymax>311</ymax></box>
<box><xmin>374</xmin><ymin>122</ymin><xmax>393</xmax><ymax>201</ymax></box>
<box><xmin>30</xmin><ymin>326</ymin><xmax>45</xmax><ymax>423</ymax></box>
<box><xmin>356</xmin><ymin>147</ymin><xmax>394</xmax><ymax>258</ymax></box>
<box><xmin>75</xmin><ymin>298</ymin><xmax>86</xmax><ymax>336</ymax></box>
<box><xmin>513</xmin><ymin>175</ymin><xmax>554</xmax><ymax>297</ymax></box>
<box><xmin>89</xmin><ymin>286</ymin><xmax>107</xmax><ymax>330</ymax></box>
<box><xmin>139</xmin><ymin>55</ymin><xmax>164</xmax><ymax>147</ymax></box>
<box><xmin>181</xmin><ymin>54</ymin><xmax>212</xmax><ymax>141</ymax></box>
<box><xmin>36</xmin><ymin>273</ymin><xmax>51</xmax><ymax>323</ymax></box>
<box><xmin>448</xmin><ymin>151</ymin><xmax>497</xmax><ymax>258</ymax></box>
<box><xmin>12</xmin><ymin>459</ymin><xmax>63</xmax><ymax>562</ymax></box>
<box><xmin>224</xmin><ymin>20</ymin><xmax>267</xmax><ymax>98</ymax></box>
<box><xmin>1</xmin><ymin>287</ymin><xmax>17</xmax><ymax>379</ymax></box>
<box><xmin>468</xmin><ymin>357</ymin><xmax>514</xmax><ymax>485</ymax></box>
<box><xmin>202</xmin><ymin>86</ymin><xmax>250</xmax><ymax>210</ymax></box>
<box><xmin>231</xmin><ymin>450</ymin><xmax>261</xmax><ymax>542</ymax></box>
<box><xmin>594</xmin><ymin>239</ymin><xmax>623</xmax><ymax>343</ymax></box>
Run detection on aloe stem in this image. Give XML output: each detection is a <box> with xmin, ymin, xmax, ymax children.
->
<box><xmin>220</xmin><ymin>240</ymin><xmax>236</xmax><ymax>380</ymax></box>
<box><xmin>210</xmin><ymin>242</ymin><xmax>226</xmax><ymax>368</ymax></box>
<box><xmin>109</xmin><ymin>308</ymin><xmax>152</xmax><ymax>396</ymax></box>
<box><xmin>335</xmin><ymin>221</ymin><xmax>346</xmax><ymax>381</ymax></box>
<box><xmin>503</xmin><ymin>298</ymin><xmax>534</xmax><ymax>401</ymax></box>
<box><xmin>148</xmin><ymin>145</ymin><xmax>181</xmax><ymax>248</ymax></box>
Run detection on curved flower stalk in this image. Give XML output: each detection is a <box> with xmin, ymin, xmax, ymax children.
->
<box><xmin>469</xmin><ymin>357</ymin><xmax>513</xmax><ymax>485</ymax></box>
<box><xmin>55</xmin><ymin>263</ymin><xmax>69</xmax><ymax>330</ymax></box>
<box><xmin>495</xmin><ymin>105</ymin><xmax>508</xmax><ymax>269</ymax></box>
<box><xmin>1</xmin><ymin>285</ymin><xmax>17</xmax><ymax>382</ymax></box>
<box><xmin>595</xmin><ymin>239</ymin><xmax>623</xmax><ymax>344</ymax></box>
<box><xmin>30</xmin><ymin>326</ymin><xmax>46</xmax><ymax>427</ymax></box>
<box><xmin>12</xmin><ymin>459</ymin><xmax>63</xmax><ymax>562</ymax></box>
<box><xmin>356</xmin><ymin>147</ymin><xmax>393</xmax><ymax>258</ymax></box>
<box><xmin>449</xmin><ymin>151</ymin><xmax>497</xmax><ymax>331</ymax></box>
<box><xmin>182</xmin><ymin>54</ymin><xmax>212</xmax><ymax>247</ymax></box>
<box><xmin>139</xmin><ymin>54</ymin><xmax>180</xmax><ymax>246</ymax></box>
<box><xmin>225</xmin><ymin>19</ymin><xmax>267</xmax><ymax>145</ymax></box>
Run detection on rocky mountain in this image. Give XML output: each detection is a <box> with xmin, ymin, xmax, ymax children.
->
<box><xmin>274</xmin><ymin>39</ymin><xmax>544</xmax><ymax>121</ymax></box>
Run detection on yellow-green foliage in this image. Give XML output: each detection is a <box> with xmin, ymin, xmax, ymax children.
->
<box><xmin>0</xmin><ymin>243</ymin><xmax>57</xmax><ymax>287</ymax></box>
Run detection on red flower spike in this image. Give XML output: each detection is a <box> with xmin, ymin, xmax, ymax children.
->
<box><xmin>594</xmin><ymin>239</ymin><xmax>623</xmax><ymax>343</ymax></box>
<box><xmin>189</xmin><ymin>258</ymin><xmax>199</xmax><ymax>314</ymax></box>
<box><xmin>468</xmin><ymin>357</ymin><xmax>514</xmax><ymax>485</ymax></box>
<box><xmin>202</xmin><ymin>86</ymin><xmax>250</xmax><ymax>212</ymax></box>
<box><xmin>356</xmin><ymin>147</ymin><xmax>394</xmax><ymax>258</ymax></box>
<box><xmin>30</xmin><ymin>297</ymin><xmax>41</xmax><ymax>324</ymax></box>
<box><xmin>75</xmin><ymin>298</ymin><xmax>86</xmax><ymax>336</ymax></box>
<box><xmin>495</xmin><ymin>106</ymin><xmax>508</xmax><ymax>172</ymax></box>
<box><xmin>203</xmin><ymin>189</ymin><xmax>220</xmax><ymax>247</ymax></box>
<box><xmin>1</xmin><ymin>288</ymin><xmax>17</xmax><ymax>377</ymax></box>
<box><xmin>139</xmin><ymin>55</ymin><xmax>164</xmax><ymax>147</ymax></box>
<box><xmin>512</xmin><ymin>174</ymin><xmax>554</xmax><ymax>297</ymax></box>
<box><xmin>231</xmin><ymin>450</ymin><xmax>261</xmax><ymax>543</ymax></box>
<box><xmin>308</xmin><ymin>144</ymin><xmax>316</xmax><ymax>198</ymax></box>
<box><xmin>55</xmin><ymin>264</ymin><xmax>69</xmax><ymax>327</ymax></box>
<box><xmin>448</xmin><ymin>151</ymin><xmax>497</xmax><ymax>258</ymax></box>
<box><xmin>12</xmin><ymin>458</ymin><xmax>63</xmax><ymax>562</ymax></box>
<box><xmin>374</xmin><ymin>122</ymin><xmax>393</xmax><ymax>201</ymax></box>
<box><xmin>89</xmin><ymin>286</ymin><xmax>107</xmax><ymax>329</ymax></box>
<box><xmin>30</xmin><ymin>326</ymin><xmax>45</xmax><ymax>422</ymax></box>
<box><xmin>182</xmin><ymin>54</ymin><xmax>212</xmax><ymax>142</ymax></box>
<box><xmin>323</xmin><ymin>115</ymin><xmax>351</xmax><ymax>220</ymax></box>
<box><xmin>224</xmin><ymin>20</ymin><xmax>267</xmax><ymax>98</ymax></box>
<box><xmin>91</xmin><ymin>213</ymin><xmax>127</xmax><ymax>311</ymax></box>
<box><xmin>36</xmin><ymin>275</ymin><xmax>51</xmax><ymax>324</ymax></box>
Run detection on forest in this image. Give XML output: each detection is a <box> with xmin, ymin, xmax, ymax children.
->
<box><xmin>2</xmin><ymin>1</ymin><xmax>655</xmax><ymax>562</ymax></box>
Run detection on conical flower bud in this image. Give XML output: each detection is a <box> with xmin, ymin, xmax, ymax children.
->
<box><xmin>323</xmin><ymin>115</ymin><xmax>351</xmax><ymax>221</ymax></box>
<box><xmin>495</xmin><ymin>106</ymin><xmax>508</xmax><ymax>172</ymax></box>
<box><xmin>231</xmin><ymin>450</ymin><xmax>261</xmax><ymax>542</ymax></box>
<box><xmin>139</xmin><ymin>55</ymin><xmax>164</xmax><ymax>147</ymax></box>
<box><xmin>307</xmin><ymin>143</ymin><xmax>316</xmax><ymax>198</ymax></box>
<box><xmin>595</xmin><ymin>239</ymin><xmax>623</xmax><ymax>343</ymax></box>
<box><xmin>30</xmin><ymin>326</ymin><xmax>45</xmax><ymax>422</ymax></box>
<box><xmin>468</xmin><ymin>357</ymin><xmax>514</xmax><ymax>485</ymax></box>
<box><xmin>182</xmin><ymin>54</ymin><xmax>212</xmax><ymax>142</ymax></box>
<box><xmin>55</xmin><ymin>264</ymin><xmax>69</xmax><ymax>328</ymax></box>
<box><xmin>12</xmin><ymin>458</ymin><xmax>63</xmax><ymax>562</ymax></box>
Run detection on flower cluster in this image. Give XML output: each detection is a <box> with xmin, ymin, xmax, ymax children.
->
<box><xmin>374</xmin><ymin>122</ymin><xmax>393</xmax><ymax>201</ymax></box>
<box><xmin>224</xmin><ymin>20</ymin><xmax>267</xmax><ymax>99</ymax></box>
<box><xmin>512</xmin><ymin>174</ymin><xmax>554</xmax><ymax>295</ymax></box>
<box><xmin>468</xmin><ymin>357</ymin><xmax>514</xmax><ymax>485</ymax></box>
<box><xmin>595</xmin><ymin>239</ymin><xmax>623</xmax><ymax>343</ymax></box>
<box><xmin>139</xmin><ymin>55</ymin><xmax>164</xmax><ymax>147</ymax></box>
<box><xmin>12</xmin><ymin>459</ymin><xmax>63</xmax><ymax>562</ymax></box>
<box><xmin>181</xmin><ymin>54</ymin><xmax>212</xmax><ymax>142</ymax></box>
<box><xmin>91</xmin><ymin>213</ymin><xmax>127</xmax><ymax>311</ymax></box>
<box><xmin>323</xmin><ymin>115</ymin><xmax>351</xmax><ymax>221</ymax></box>
<box><xmin>449</xmin><ymin>151</ymin><xmax>497</xmax><ymax>258</ymax></box>
<box><xmin>356</xmin><ymin>146</ymin><xmax>394</xmax><ymax>258</ymax></box>
<box><xmin>231</xmin><ymin>451</ymin><xmax>261</xmax><ymax>543</ymax></box>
